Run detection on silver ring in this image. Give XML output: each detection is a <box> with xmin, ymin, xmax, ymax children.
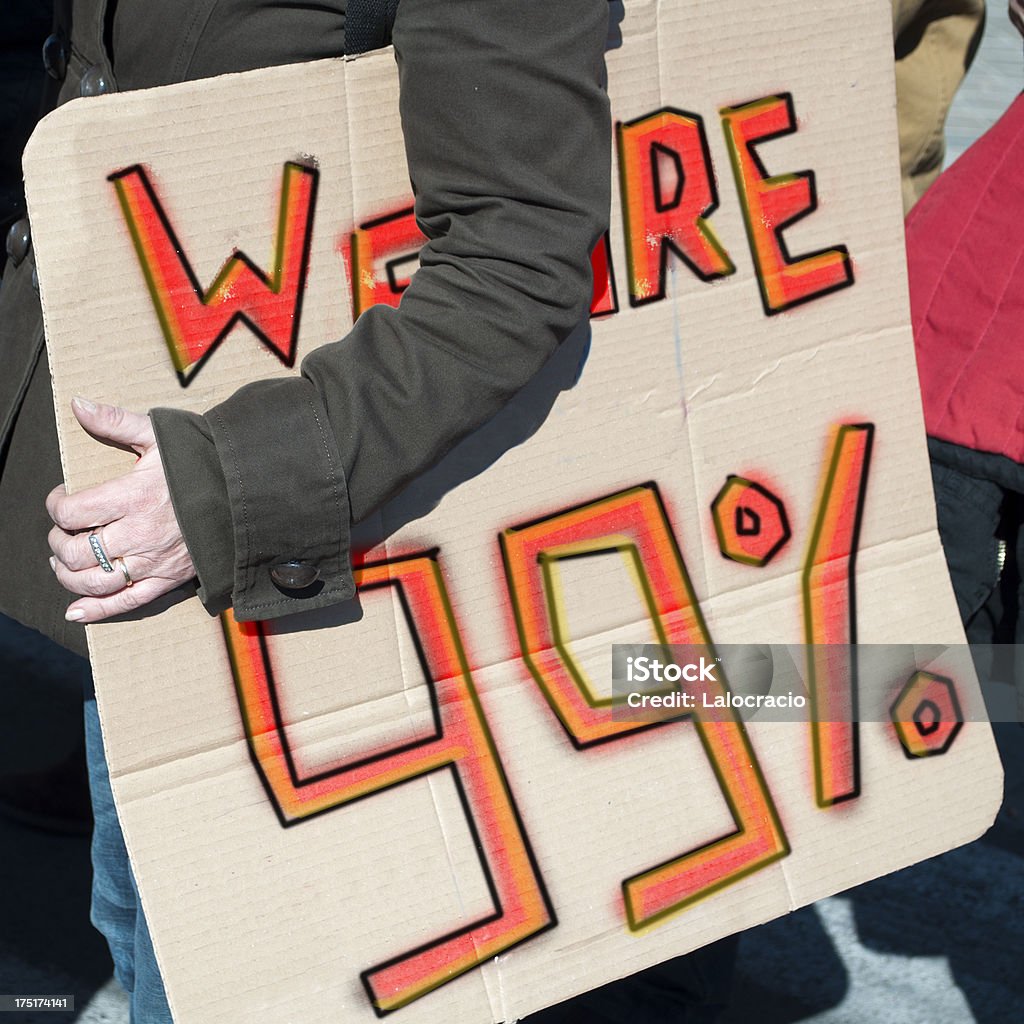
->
<box><xmin>88</xmin><ymin>532</ymin><xmax>114</xmax><ymax>573</ymax></box>
<box><xmin>114</xmin><ymin>557</ymin><xmax>133</xmax><ymax>588</ymax></box>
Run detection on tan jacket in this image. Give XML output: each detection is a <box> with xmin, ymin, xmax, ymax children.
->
<box><xmin>894</xmin><ymin>0</ymin><xmax>986</xmax><ymax>212</ymax></box>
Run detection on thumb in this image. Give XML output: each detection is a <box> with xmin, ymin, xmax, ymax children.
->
<box><xmin>72</xmin><ymin>397</ymin><xmax>155</xmax><ymax>452</ymax></box>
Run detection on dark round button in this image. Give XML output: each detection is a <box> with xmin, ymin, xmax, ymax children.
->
<box><xmin>270</xmin><ymin>561</ymin><xmax>320</xmax><ymax>590</ymax></box>
<box><xmin>42</xmin><ymin>34</ymin><xmax>68</xmax><ymax>81</ymax></box>
<box><xmin>80</xmin><ymin>66</ymin><xmax>112</xmax><ymax>97</ymax></box>
<box><xmin>5</xmin><ymin>219</ymin><xmax>31</xmax><ymax>268</ymax></box>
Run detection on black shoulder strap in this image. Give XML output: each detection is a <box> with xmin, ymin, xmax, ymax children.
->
<box><xmin>345</xmin><ymin>0</ymin><xmax>401</xmax><ymax>56</ymax></box>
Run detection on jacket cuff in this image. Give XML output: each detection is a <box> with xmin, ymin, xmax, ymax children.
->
<box><xmin>154</xmin><ymin>376</ymin><xmax>355</xmax><ymax>620</ymax></box>
<box><xmin>150</xmin><ymin>406</ymin><xmax>234</xmax><ymax>613</ymax></box>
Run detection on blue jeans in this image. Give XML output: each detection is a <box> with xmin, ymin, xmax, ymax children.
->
<box><xmin>84</xmin><ymin>699</ymin><xmax>173</xmax><ymax>1023</ymax></box>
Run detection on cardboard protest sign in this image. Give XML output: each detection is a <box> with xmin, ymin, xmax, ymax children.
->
<box><xmin>25</xmin><ymin>1</ymin><xmax>1002</xmax><ymax>1021</ymax></box>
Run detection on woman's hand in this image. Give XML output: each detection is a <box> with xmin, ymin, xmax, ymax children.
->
<box><xmin>46</xmin><ymin>397</ymin><xmax>195</xmax><ymax>623</ymax></box>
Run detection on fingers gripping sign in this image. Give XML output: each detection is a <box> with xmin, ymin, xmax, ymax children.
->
<box><xmin>46</xmin><ymin>396</ymin><xmax>195</xmax><ymax>622</ymax></box>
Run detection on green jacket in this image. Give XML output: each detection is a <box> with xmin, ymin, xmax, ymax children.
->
<box><xmin>0</xmin><ymin>0</ymin><xmax>612</xmax><ymax>657</ymax></box>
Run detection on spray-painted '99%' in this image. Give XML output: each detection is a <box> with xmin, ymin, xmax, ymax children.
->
<box><xmin>108</xmin><ymin>92</ymin><xmax>960</xmax><ymax>1015</ymax></box>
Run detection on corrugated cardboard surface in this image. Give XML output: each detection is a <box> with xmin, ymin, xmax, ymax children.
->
<box><xmin>24</xmin><ymin>2</ymin><xmax>1002</xmax><ymax>1021</ymax></box>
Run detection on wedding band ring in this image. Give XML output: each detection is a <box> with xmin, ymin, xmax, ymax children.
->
<box><xmin>114</xmin><ymin>557</ymin><xmax>133</xmax><ymax>588</ymax></box>
<box><xmin>88</xmin><ymin>532</ymin><xmax>114</xmax><ymax>573</ymax></box>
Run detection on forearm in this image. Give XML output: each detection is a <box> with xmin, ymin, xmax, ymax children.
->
<box><xmin>155</xmin><ymin>0</ymin><xmax>612</xmax><ymax>619</ymax></box>
<box><xmin>320</xmin><ymin>0</ymin><xmax>612</xmax><ymax>517</ymax></box>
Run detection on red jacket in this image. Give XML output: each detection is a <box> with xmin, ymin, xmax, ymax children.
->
<box><xmin>909</xmin><ymin>93</ymin><xmax>1024</xmax><ymax>461</ymax></box>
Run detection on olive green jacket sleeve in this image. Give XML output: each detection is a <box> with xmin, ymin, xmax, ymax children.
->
<box><xmin>151</xmin><ymin>0</ymin><xmax>612</xmax><ymax>620</ymax></box>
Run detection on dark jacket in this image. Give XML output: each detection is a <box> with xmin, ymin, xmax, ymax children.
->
<box><xmin>0</xmin><ymin>0</ymin><xmax>54</xmax><ymax>262</ymax></box>
<box><xmin>0</xmin><ymin>0</ymin><xmax>611</xmax><ymax>656</ymax></box>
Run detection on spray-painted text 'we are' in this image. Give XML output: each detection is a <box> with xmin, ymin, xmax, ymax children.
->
<box><xmin>109</xmin><ymin>92</ymin><xmax>854</xmax><ymax>387</ymax></box>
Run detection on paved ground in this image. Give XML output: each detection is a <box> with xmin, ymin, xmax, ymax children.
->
<box><xmin>720</xmin><ymin>722</ymin><xmax>1024</xmax><ymax>1024</ymax></box>
<box><xmin>1</xmin><ymin>4</ymin><xmax>1022</xmax><ymax>1022</ymax></box>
